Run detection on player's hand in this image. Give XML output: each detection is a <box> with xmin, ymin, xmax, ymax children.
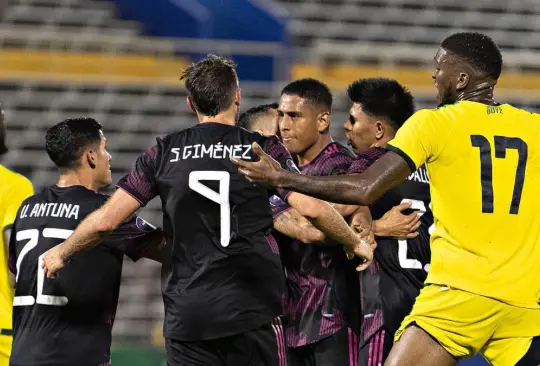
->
<box><xmin>231</xmin><ymin>142</ymin><xmax>286</xmax><ymax>186</ymax></box>
<box><xmin>376</xmin><ymin>201</ymin><xmax>421</xmax><ymax>239</ymax></box>
<box><xmin>42</xmin><ymin>244</ymin><xmax>67</xmax><ymax>279</ymax></box>
<box><xmin>349</xmin><ymin>238</ymin><xmax>374</xmax><ymax>272</ymax></box>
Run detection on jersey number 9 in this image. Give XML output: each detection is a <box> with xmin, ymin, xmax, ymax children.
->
<box><xmin>189</xmin><ymin>171</ymin><xmax>231</xmax><ymax>247</ymax></box>
<box><xmin>14</xmin><ymin>228</ymin><xmax>72</xmax><ymax>307</ymax></box>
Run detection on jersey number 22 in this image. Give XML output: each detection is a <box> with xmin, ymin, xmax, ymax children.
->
<box><xmin>14</xmin><ymin>228</ymin><xmax>72</xmax><ymax>307</ymax></box>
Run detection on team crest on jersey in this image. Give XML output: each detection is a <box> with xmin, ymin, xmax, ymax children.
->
<box><xmin>136</xmin><ymin>216</ymin><xmax>157</xmax><ymax>232</ymax></box>
<box><xmin>269</xmin><ymin>194</ymin><xmax>286</xmax><ymax>207</ymax></box>
<box><xmin>286</xmin><ymin>159</ymin><xmax>300</xmax><ymax>173</ymax></box>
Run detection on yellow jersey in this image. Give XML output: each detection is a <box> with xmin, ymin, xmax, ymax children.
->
<box><xmin>0</xmin><ymin>165</ymin><xmax>33</xmax><ymax>331</ymax></box>
<box><xmin>387</xmin><ymin>101</ymin><xmax>540</xmax><ymax>309</ymax></box>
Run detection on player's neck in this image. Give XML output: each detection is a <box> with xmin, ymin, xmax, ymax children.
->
<box><xmin>457</xmin><ymin>81</ymin><xmax>497</xmax><ymax>106</ymax></box>
<box><xmin>198</xmin><ymin>108</ymin><xmax>237</xmax><ymax>126</ymax></box>
<box><xmin>57</xmin><ymin>170</ymin><xmax>100</xmax><ymax>191</ymax></box>
<box><xmin>297</xmin><ymin>134</ymin><xmax>333</xmax><ymax>166</ymax></box>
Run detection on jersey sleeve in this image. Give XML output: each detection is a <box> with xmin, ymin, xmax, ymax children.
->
<box><xmin>348</xmin><ymin>147</ymin><xmax>387</xmax><ymax>174</ymax></box>
<box><xmin>262</xmin><ymin>135</ymin><xmax>300</xmax><ymax>201</ymax></box>
<box><xmin>2</xmin><ymin>176</ymin><xmax>33</xmax><ymax>232</ymax></box>
<box><xmin>269</xmin><ymin>194</ymin><xmax>292</xmax><ymax>219</ymax></box>
<box><xmin>386</xmin><ymin>109</ymin><xmax>448</xmax><ymax>171</ymax></box>
<box><xmin>104</xmin><ymin>215</ymin><xmax>163</xmax><ymax>262</ymax></box>
<box><xmin>116</xmin><ymin>144</ymin><xmax>159</xmax><ymax>207</ymax></box>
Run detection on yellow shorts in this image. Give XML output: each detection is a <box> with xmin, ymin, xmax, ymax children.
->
<box><xmin>0</xmin><ymin>333</ymin><xmax>11</xmax><ymax>366</ymax></box>
<box><xmin>395</xmin><ymin>284</ymin><xmax>540</xmax><ymax>366</ymax></box>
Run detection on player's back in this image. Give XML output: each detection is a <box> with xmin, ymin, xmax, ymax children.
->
<box><xmin>152</xmin><ymin>123</ymin><xmax>287</xmax><ymax>341</ymax></box>
<box><xmin>369</xmin><ymin>164</ymin><xmax>432</xmax><ymax>335</ymax></box>
<box><xmin>10</xmin><ymin>185</ymin><xmax>124</xmax><ymax>366</ymax></box>
<box><xmin>415</xmin><ymin>101</ymin><xmax>540</xmax><ymax>308</ymax></box>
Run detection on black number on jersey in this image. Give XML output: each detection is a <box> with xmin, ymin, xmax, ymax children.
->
<box><xmin>14</xmin><ymin>228</ymin><xmax>72</xmax><ymax>307</ymax></box>
<box><xmin>470</xmin><ymin>135</ymin><xmax>528</xmax><ymax>214</ymax></box>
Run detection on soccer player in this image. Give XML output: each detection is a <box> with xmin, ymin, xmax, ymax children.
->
<box><xmin>232</xmin><ymin>32</ymin><xmax>540</xmax><ymax>366</ymax></box>
<box><xmin>0</xmin><ymin>105</ymin><xmax>33</xmax><ymax>365</ymax></box>
<box><xmin>8</xmin><ymin>118</ymin><xmax>164</xmax><ymax>366</ymax></box>
<box><xmin>42</xmin><ymin>55</ymin><xmax>373</xmax><ymax>366</ymax></box>
<box><xmin>259</xmin><ymin>78</ymin><xmax>363</xmax><ymax>366</ymax></box>
<box><xmin>341</xmin><ymin>78</ymin><xmax>432</xmax><ymax>365</ymax></box>
<box><xmin>237</xmin><ymin>103</ymin><xmax>280</xmax><ymax>136</ymax></box>
<box><xmin>240</xmin><ymin>103</ymin><xmax>327</xmax><ymax>245</ymax></box>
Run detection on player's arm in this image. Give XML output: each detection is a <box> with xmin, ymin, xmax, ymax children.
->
<box><xmin>43</xmin><ymin>144</ymin><xmax>160</xmax><ymax>278</ymax></box>
<box><xmin>286</xmin><ymin>191</ymin><xmax>372</xmax><ymax>263</ymax></box>
<box><xmin>233</xmin><ymin>110</ymin><xmax>443</xmax><ymax>205</ymax></box>
<box><xmin>105</xmin><ymin>214</ymin><xmax>166</xmax><ymax>263</ymax></box>
<box><xmin>274</xmin><ymin>208</ymin><xmax>326</xmax><ymax>244</ymax></box>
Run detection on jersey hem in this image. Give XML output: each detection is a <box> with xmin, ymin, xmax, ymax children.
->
<box><xmin>386</xmin><ymin>145</ymin><xmax>417</xmax><ymax>172</ymax></box>
<box><xmin>2</xmin><ymin>223</ymin><xmax>13</xmax><ymax>232</ymax></box>
<box><xmin>163</xmin><ymin>314</ymin><xmax>276</xmax><ymax>342</ymax></box>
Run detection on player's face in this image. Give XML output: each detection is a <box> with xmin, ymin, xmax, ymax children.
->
<box><xmin>95</xmin><ymin>134</ymin><xmax>112</xmax><ymax>187</ymax></box>
<box><xmin>433</xmin><ymin>47</ymin><xmax>458</xmax><ymax>106</ymax></box>
<box><xmin>278</xmin><ymin>94</ymin><xmax>321</xmax><ymax>155</ymax></box>
<box><xmin>344</xmin><ymin>103</ymin><xmax>379</xmax><ymax>154</ymax></box>
<box><xmin>0</xmin><ymin>108</ymin><xmax>7</xmax><ymax>155</ymax></box>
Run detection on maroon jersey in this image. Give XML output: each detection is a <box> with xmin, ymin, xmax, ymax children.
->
<box><xmin>271</xmin><ymin>142</ymin><xmax>361</xmax><ymax>347</ymax></box>
<box><xmin>116</xmin><ymin>123</ymin><xmax>300</xmax><ymax>341</ymax></box>
<box><xmin>9</xmin><ymin>185</ymin><xmax>162</xmax><ymax>366</ymax></box>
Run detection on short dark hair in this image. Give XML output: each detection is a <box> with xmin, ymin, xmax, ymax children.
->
<box><xmin>441</xmin><ymin>32</ymin><xmax>503</xmax><ymax>80</ymax></box>
<box><xmin>281</xmin><ymin>78</ymin><xmax>332</xmax><ymax>112</ymax></box>
<box><xmin>180</xmin><ymin>54</ymin><xmax>239</xmax><ymax>117</ymax></box>
<box><xmin>45</xmin><ymin>117</ymin><xmax>103</xmax><ymax>169</ymax></box>
<box><xmin>237</xmin><ymin>103</ymin><xmax>279</xmax><ymax>130</ymax></box>
<box><xmin>347</xmin><ymin>78</ymin><xmax>415</xmax><ymax>130</ymax></box>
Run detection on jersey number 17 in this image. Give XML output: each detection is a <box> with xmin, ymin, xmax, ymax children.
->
<box><xmin>471</xmin><ymin>135</ymin><xmax>527</xmax><ymax>214</ymax></box>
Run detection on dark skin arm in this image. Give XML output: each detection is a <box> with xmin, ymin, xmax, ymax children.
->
<box><xmin>232</xmin><ymin>143</ymin><xmax>412</xmax><ymax>205</ymax></box>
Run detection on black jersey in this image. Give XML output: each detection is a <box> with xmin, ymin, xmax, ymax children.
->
<box><xmin>348</xmin><ymin>148</ymin><xmax>432</xmax><ymax>340</ymax></box>
<box><xmin>116</xmin><ymin>122</ymin><xmax>299</xmax><ymax>342</ymax></box>
<box><xmin>8</xmin><ymin>185</ymin><xmax>162</xmax><ymax>366</ymax></box>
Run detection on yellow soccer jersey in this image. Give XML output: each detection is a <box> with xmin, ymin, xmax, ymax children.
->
<box><xmin>0</xmin><ymin>165</ymin><xmax>33</xmax><ymax>331</ymax></box>
<box><xmin>387</xmin><ymin>101</ymin><xmax>540</xmax><ymax>309</ymax></box>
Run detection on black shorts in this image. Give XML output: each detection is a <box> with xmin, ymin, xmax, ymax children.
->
<box><xmin>165</xmin><ymin>317</ymin><xmax>288</xmax><ymax>366</ymax></box>
<box><xmin>357</xmin><ymin>327</ymin><xmax>393</xmax><ymax>366</ymax></box>
<box><xmin>515</xmin><ymin>336</ymin><xmax>540</xmax><ymax>366</ymax></box>
<box><xmin>289</xmin><ymin>327</ymin><xmax>358</xmax><ymax>366</ymax></box>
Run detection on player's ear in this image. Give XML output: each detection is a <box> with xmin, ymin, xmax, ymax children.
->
<box><xmin>85</xmin><ymin>149</ymin><xmax>97</xmax><ymax>169</ymax></box>
<box><xmin>317</xmin><ymin>112</ymin><xmax>330</xmax><ymax>133</ymax></box>
<box><xmin>186</xmin><ymin>97</ymin><xmax>196</xmax><ymax>113</ymax></box>
<box><xmin>375</xmin><ymin>120</ymin><xmax>387</xmax><ymax>140</ymax></box>
<box><xmin>234</xmin><ymin>88</ymin><xmax>241</xmax><ymax>106</ymax></box>
<box><xmin>456</xmin><ymin>72</ymin><xmax>470</xmax><ymax>91</ymax></box>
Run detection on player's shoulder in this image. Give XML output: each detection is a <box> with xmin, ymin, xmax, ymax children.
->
<box><xmin>0</xmin><ymin>165</ymin><xmax>32</xmax><ymax>193</ymax></box>
<box><xmin>348</xmin><ymin>147</ymin><xmax>387</xmax><ymax>174</ymax></box>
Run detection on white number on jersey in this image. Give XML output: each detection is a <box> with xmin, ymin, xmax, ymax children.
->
<box><xmin>397</xmin><ymin>199</ymin><xmax>433</xmax><ymax>273</ymax></box>
<box><xmin>14</xmin><ymin>228</ymin><xmax>72</xmax><ymax>307</ymax></box>
<box><xmin>189</xmin><ymin>171</ymin><xmax>231</xmax><ymax>247</ymax></box>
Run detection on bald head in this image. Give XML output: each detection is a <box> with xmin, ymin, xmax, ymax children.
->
<box><xmin>237</xmin><ymin>103</ymin><xmax>280</xmax><ymax>136</ymax></box>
